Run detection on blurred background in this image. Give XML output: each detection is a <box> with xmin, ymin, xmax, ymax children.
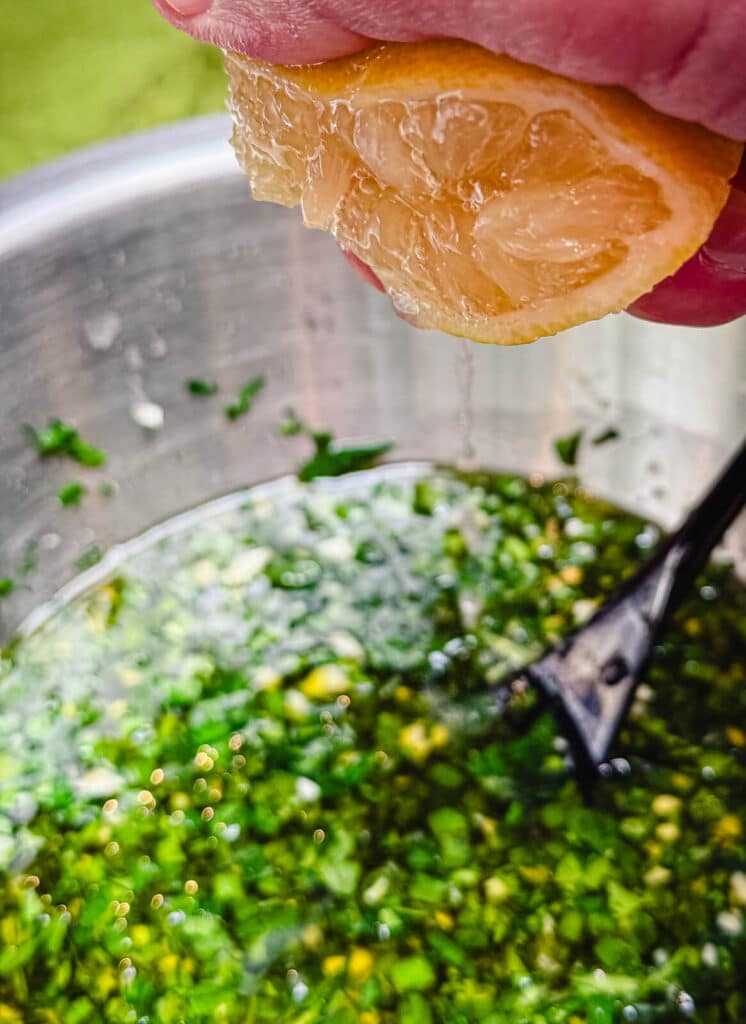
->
<box><xmin>1</xmin><ymin>0</ymin><xmax>225</xmax><ymax>180</ymax></box>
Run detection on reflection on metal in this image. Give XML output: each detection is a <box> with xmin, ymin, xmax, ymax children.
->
<box><xmin>1</xmin><ymin>115</ymin><xmax>744</xmax><ymax>640</ymax></box>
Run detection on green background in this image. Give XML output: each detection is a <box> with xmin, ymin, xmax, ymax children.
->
<box><xmin>0</xmin><ymin>0</ymin><xmax>226</xmax><ymax>180</ymax></box>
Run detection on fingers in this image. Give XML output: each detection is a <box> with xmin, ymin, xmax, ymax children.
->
<box><xmin>151</xmin><ymin>0</ymin><xmax>746</xmax><ymax>137</ymax></box>
<box><xmin>151</xmin><ymin>0</ymin><xmax>746</xmax><ymax>328</ymax></box>
<box><xmin>150</xmin><ymin>0</ymin><xmax>369</xmax><ymax>64</ymax></box>
<box><xmin>629</xmin><ymin>164</ymin><xmax>746</xmax><ymax>327</ymax></box>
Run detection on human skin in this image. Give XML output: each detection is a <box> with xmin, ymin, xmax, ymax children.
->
<box><xmin>152</xmin><ymin>0</ymin><xmax>746</xmax><ymax>327</ymax></box>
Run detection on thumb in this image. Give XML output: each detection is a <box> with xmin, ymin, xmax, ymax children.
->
<box><xmin>150</xmin><ymin>0</ymin><xmax>369</xmax><ymax>64</ymax></box>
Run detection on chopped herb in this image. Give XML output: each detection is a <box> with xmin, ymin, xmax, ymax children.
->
<box><xmin>0</xmin><ymin>468</ymin><xmax>744</xmax><ymax>1022</ymax></box>
<box><xmin>592</xmin><ymin>427</ymin><xmax>621</xmax><ymax>446</ymax></box>
<box><xmin>0</xmin><ymin>578</ymin><xmax>13</xmax><ymax>599</ymax></box>
<box><xmin>20</xmin><ymin>540</ymin><xmax>38</xmax><ymax>575</ymax></box>
<box><xmin>187</xmin><ymin>378</ymin><xmax>219</xmax><ymax>397</ymax></box>
<box><xmin>58</xmin><ymin>482</ymin><xmax>87</xmax><ymax>507</ymax></box>
<box><xmin>280</xmin><ymin>414</ymin><xmax>393</xmax><ymax>481</ymax></box>
<box><xmin>99</xmin><ymin>482</ymin><xmax>116</xmax><ymax>498</ymax></box>
<box><xmin>225</xmin><ymin>376</ymin><xmax>265</xmax><ymax>421</ymax></box>
<box><xmin>554</xmin><ymin>430</ymin><xmax>583</xmax><ymax>467</ymax></box>
<box><xmin>298</xmin><ymin>431</ymin><xmax>393</xmax><ymax>482</ymax></box>
<box><xmin>25</xmin><ymin>419</ymin><xmax>106</xmax><ymax>467</ymax></box>
<box><xmin>278</xmin><ymin>408</ymin><xmax>306</xmax><ymax>436</ymax></box>
<box><xmin>75</xmin><ymin>545</ymin><xmax>103</xmax><ymax>571</ymax></box>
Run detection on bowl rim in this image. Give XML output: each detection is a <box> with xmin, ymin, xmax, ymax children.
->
<box><xmin>0</xmin><ymin>114</ymin><xmax>236</xmax><ymax>258</ymax></box>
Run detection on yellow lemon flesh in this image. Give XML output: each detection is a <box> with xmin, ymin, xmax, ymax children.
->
<box><xmin>227</xmin><ymin>40</ymin><xmax>742</xmax><ymax>344</ymax></box>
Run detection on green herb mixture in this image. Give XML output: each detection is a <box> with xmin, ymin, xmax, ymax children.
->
<box><xmin>0</xmin><ymin>466</ymin><xmax>744</xmax><ymax>1024</ymax></box>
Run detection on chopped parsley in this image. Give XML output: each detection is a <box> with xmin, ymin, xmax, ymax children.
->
<box><xmin>20</xmin><ymin>540</ymin><xmax>38</xmax><ymax>576</ymax></box>
<box><xmin>0</xmin><ymin>469</ymin><xmax>743</xmax><ymax>1022</ymax></box>
<box><xmin>225</xmin><ymin>377</ymin><xmax>265</xmax><ymax>421</ymax></box>
<box><xmin>299</xmin><ymin>432</ymin><xmax>393</xmax><ymax>482</ymax></box>
<box><xmin>278</xmin><ymin>407</ymin><xmax>306</xmax><ymax>436</ymax></box>
<box><xmin>186</xmin><ymin>378</ymin><xmax>219</xmax><ymax>397</ymax></box>
<box><xmin>554</xmin><ymin>430</ymin><xmax>583</xmax><ymax>467</ymax></box>
<box><xmin>75</xmin><ymin>545</ymin><xmax>103</xmax><ymax>572</ymax></box>
<box><xmin>279</xmin><ymin>413</ymin><xmax>393</xmax><ymax>481</ymax></box>
<box><xmin>25</xmin><ymin>419</ymin><xmax>106</xmax><ymax>467</ymax></box>
<box><xmin>58</xmin><ymin>482</ymin><xmax>87</xmax><ymax>507</ymax></box>
<box><xmin>0</xmin><ymin>578</ymin><xmax>13</xmax><ymax>599</ymax></box>
<box><xmin>592</xmin><ymin>427</ymin><xmax>621</xmax><ymax>446</ymax></box>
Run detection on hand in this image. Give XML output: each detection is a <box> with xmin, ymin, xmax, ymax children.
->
<box><xmin>151</xmin><ymin>0</ymin><xmax>746</xmax><ymax>327</ymax></box>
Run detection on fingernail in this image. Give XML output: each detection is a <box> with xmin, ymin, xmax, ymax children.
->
<box><xmin>164</xmin><ymin>0</ymin><xmax>212</xmax><ymax>16</ymax></box>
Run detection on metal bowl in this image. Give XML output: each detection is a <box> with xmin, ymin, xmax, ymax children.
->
<box><xmin>1</xmin><ymin>115</ymin><xmax>744</xmax><ymax>641</ymax></box>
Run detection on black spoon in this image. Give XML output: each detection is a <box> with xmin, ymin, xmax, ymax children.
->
<box><xmin>501</xmin><ymin>439</ymin><xmax>746</xmax><ymax>785</ymax></box>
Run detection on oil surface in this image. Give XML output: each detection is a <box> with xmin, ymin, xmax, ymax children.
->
<box><xmin>0</xmin><ymin>465</ymin><xmax>744</xmax><ymax>1023</ymax></box>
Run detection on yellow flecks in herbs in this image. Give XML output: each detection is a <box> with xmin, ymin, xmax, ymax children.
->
<box><xmin>399</xmin><ymin>720</ymin><xmax>449</xmax><ymax>762</ymax></box>
<box><xmin>726</xmin><ymin>726</ymin><xmax>746</xmax><ymax>747</ymax></box>
<box><xmin>434</xmin><ymin>911</ymin><xmax>454</xmax><ymax>930</ymax></box>
<box><xmin>656</xmin><ymin>822</ymin><xmax>680</xmax><ymax>843</ymax></box>
<box><xmin>191</xmin><ymin>558</ymin><xmax>219</xmax><ymax>586</ymax></box>
<box><xmin>284</xmin><ymin>689</ymin><xmax>312</xmax><ymax>719</ymax></box>
<box><xmin>118</xmin><ymin>667</ymin><xmax>142</xmax><ymax>687</ymax></box>
<box><xmin>644</xmin><ymin>866</ymin><xmax>672</xmax><ymax>887</ymax></box>
<box><xmin>349</xmin><ymin>947</ymin><xmax>374</xmax><ymax>982</ymax></box>
<box><xmin>399</xmin><ymin>721</ymin><xmax>430</xmax><ymax>762</ymax></box>
<box><xmin>474</xmin><ymin>813</ymin><xmax>499</xmax><ymax>845</ymax></box>
<box><xmin>519</xmin><ymin>865</ymin><xmax>551</xmax><ymax>886</ymax></box>
<box><xmin>222</xmin><ymin>547</ymin><xmax>272</xmax><ymax>586</ymax></box>
<box><xmin>159</xmin><ymin>954</ymin><xmax>180</xmax><ymax>975</ymax></box>
<box><xmin>303</xmin><ymin>924</ymin><xmax>323</xmax><ymax>948</ymax></box>
<box><xmin>362</xmin><ymin>876</ymin><xmax>390</xmax><ymax>906</ymax></box>
<box><xmin>672</xmin><ymin>772</ymin><xmax>694</xmax><ymax>791</ymax></box>
<box><xmin>712</xmin><ymin>815</ymin><xmax>742</xmax><ymax>847</ymax></box>
<box><xmin>560</xmin><ymin>566</ymin><xmax>583</xmax><ymax>585</ymax></box>
<box><xmin>301</xmin><ymin>664</ymin><xmax>350</xmax><ymax>699</ymax></box>
<box><xmin>652</xmin><ymin>794</ymin><xmax>682</xmax><ymax>818</ymax></box>
<box><xmin>107</xmin><ymin>699</ymin><xmax>128</xmax><ymax>719</ymax></box>
<box><xmin>253</xmin><ymin>666</ymin><xmax>282</xmax><ymax>692</ymax></box>
<box><xmin>0</xmin><ymin>469</ymin><xmax>744</xmax><ymax>1021</ymax></box>
<box><xmin>322</xmin><ymin>955</ymin><xmax>346</xmax><ymax>977</ymax></box>
<box><xmin>730</xmin><ymin>872</ymin><xmax>746</xmax><ymax>907</ymax></box>
<box><xmin>484</xmin><ymin>876</ymin><xmax>510</xmax><ymax>903</ymax></box>
<box><xmin>430</xmin><ymin>724</ymin><xmax>449</xmax><ymax>748</ymax></box>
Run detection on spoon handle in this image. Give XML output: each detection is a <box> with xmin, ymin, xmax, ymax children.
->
<box><xmin>655</xmin><ymin>439</ymin><xmax>746</xmax><ymax>617</ymax></box>
<box><xmin>511</xmin><ymin>438</ymin><xmax>746</xmax><ymax>779</ymax></box>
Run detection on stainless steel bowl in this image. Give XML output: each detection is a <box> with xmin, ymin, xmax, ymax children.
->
<box><xmin>1</xmin><ymin>114</ymin><xmax>744</xmax><ymax>641</ymax></box>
